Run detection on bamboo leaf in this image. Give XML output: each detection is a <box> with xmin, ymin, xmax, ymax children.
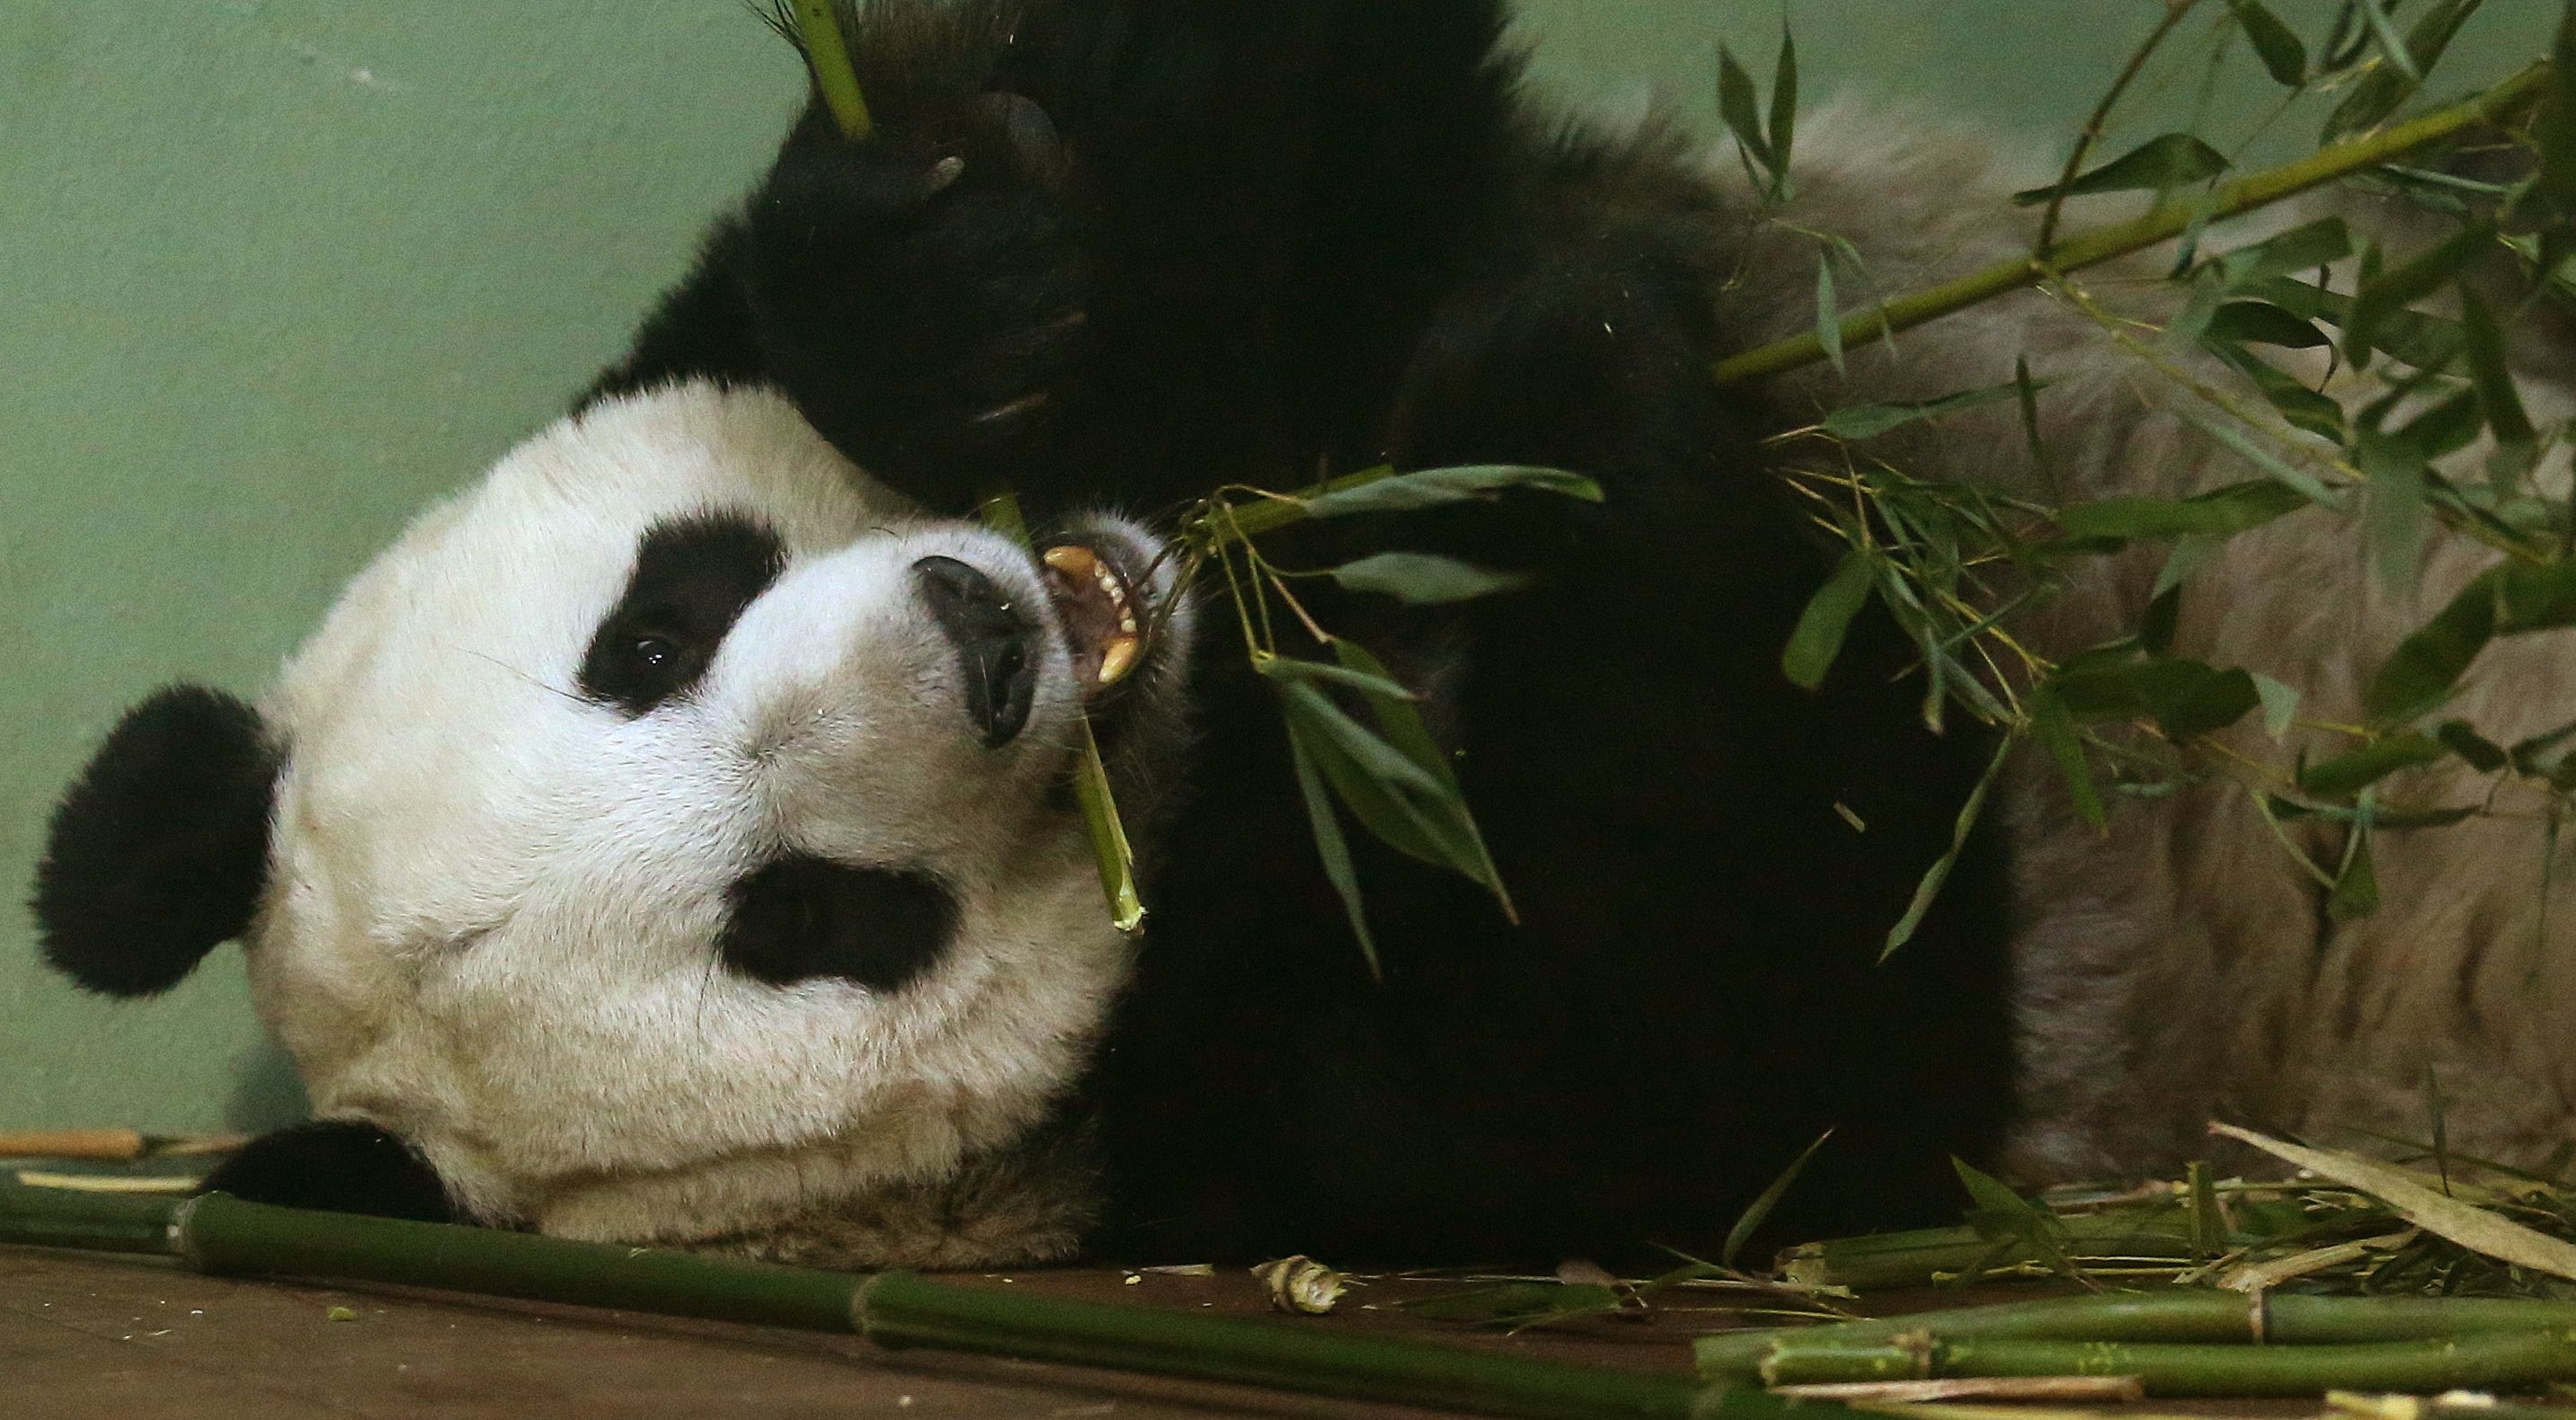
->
<box><xmin>1821</xmin><ymin>382</ymin><xmax>2028</xmax><ymax>440</ymax></box>
<box><xmin>2205</xmin><ymin>300</ymin><xmax>2330</xmax><ymax>349</ymax></box>
<box><xmin>1284</xmin><ymin>724</ymin><xmax>1380</xmax><ymax>978</ymax></box>
<box><xmin>2461</xmin><ymin>290</ymin><xmax>2539</xmax><ymax>486</ymax></box>
<box><xmin>2358</xmin><ymin>0</ymin><xmax>2426</xmax><ymax>81</ymax></box>
<box><xmin>2030</xmin><ymin>686</ymin><xmax>2106</xmax><ymax>830</ymax></box>
<box><xmin>1329</xmin><ymin>641</ymin><xmax>1509</xmax><ymax>912</ymax></box>
<box><xmin>1952</xmin><ymin>1158</ymin><xmax>2085</xmax><ymax>1282</ymax></box>
<box><xmin>1782</xmin><ymin>550</ymin><xmax>1877</xmax><ymax>691</ymax></box>
<box><xmin>1718</xmin><ymin>43</ymin><xmax>1776</xmax><ymax>176</ymax></box>
<box><xmin>2055</xmin><ymin>480</ymin><xmax>2310</xmax><ymax>541</ymax></box>
<box><xmin>1296</xmin><ymin>465</ymin><xmax>1603</xmax><ymax>519</ymax></box>
<box><xmin>2213</xmin><ymin>1123</ymin><xmax>2576</xmax><ymax>1281</ymax></box>
<box><xmin>2347</xmin><ymin>224</ymin><xmax>2494</xmax><ymax>368</ymax></box>
<box><xmin>2324</xmin><ymin>0</ymin><xmax>2487</xmax><ymax>140</ymax></box>
<box><xmin>2358</xmin><ymin>430</ymin><xmax>2430</xmax><ymax>588</ymax></box>
<box><xmin>2012</xmin><ymin>133</ymin><xmax>2229</xmax><ymax>206</ymax></box>
<box><xmin>2015</xmin><ymin>357</ymin><xmax>2048</xmax><ymax>475</ymax></box>
<box><xmin>2253</xmin><ymin>671</ymin><xmax>2302</xmax><ymax>741</ymax></box>
<box><xmin>2249</xmin><ymin>274</ymin><xmax>2464</xmax><ymax>369</ymax></box>
<box><xmin>2207</xmin><ymin>343</ymin><xmax>2349</xmax><ymax>441</ymax></box>
<box><xmin>1725</xmin><ymin>1131</ymin><xmax>1833</xmax><ymax>1269</ymax></box>
<box><xmin>2437</xmin><ymin>720</ymin><xmax>2509</xmax><ymax>773</ymax></box>
<box><xmin>2052</xmin><ymin>657</ymin><xmax>2261</xmax><ymax>739</ymax></box>
<box><xmin>2301</xmin><ymin>732</ymin><xmax>2447</xmax><ymax>795</ymax></box>
<box><xmin>2499</xmin><ymin>558</ymin><xmax>2576</xmax><ymax>632</ymax></box>
<box><xmin>1769</xmin><ymin>27</ymin><xmax>1799</xmax><ymax>191</ymax></box>
<box><xmin>2365</xmin><ymin>565</ymin><xmax>2498</xmax><ymax>723</ymax></box>
<box><xmin>1329</xmin><ymin>553</ymin><xmax>1532</xmax><ymax>606</ymax></box>
<box><xmin>2229</xmin><ymin>0</ymin><xmax>2309</xmax><ymax>85</ymax></box>
<box><xmin>1885</xmin><ymin>738</ymin><xmax>2010</xmax><ymax>956</ymax></box>
<box><xmin>2174</xmin><ymin>406</ymin><xmax>2348</xmax><ymax>509</ymax></box>
<box><xmin>1272</xmin><ymin>680</ymin><xmax>1494</xmax><ymax>890</ymax></box>
<box><xmin>2332</xmin><ymin>816</ymin><xmax>2383</xmax><ymax>919</ymax></box>
<box><xmin>2215</xmin><ymin>218</ymin><xmax>2356</xmax><ymax>289</ymax></box>
<box><xmin>2537</xmin><ymin>7</ymin><xmax>2576</xmax><ymax>217</ymax></box>
<box><xmin>1252</xmin><ymin>652</ymin><xmax>1419</xmax><ymax>703</ymax></box>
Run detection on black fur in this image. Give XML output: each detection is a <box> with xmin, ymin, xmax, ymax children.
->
<box><xmin>579</xmin><ymin>513</ymin><xmax>786</xmax><ymax>715</ymax></box>
<box><xmin>593</xmin><ymin>0</ymin><xmax>2015</xmax><ymax>1265</ymax></box>
<box><xmin>200</xmin><ymin>1120</ymin><xmax>457</xmax><ymax>1223</ymax></box>
<box><xmin>31</xmin><ymin>686</ymin><xmax>280</xmax><ymax>997</ymax></box>
<box><xmin>719</xmin><ymin>855</ymin><xmax>962</xmax><ymax>992</ymax></box>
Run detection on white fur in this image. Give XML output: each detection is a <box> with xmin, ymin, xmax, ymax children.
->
<box><xmin>247</xmin><ymin>382</ymin><xmax>1157</xmax><ymax>1247</ymax></box>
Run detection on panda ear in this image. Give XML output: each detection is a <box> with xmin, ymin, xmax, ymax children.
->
<box><xmin>30</xmin><ymin>686</ymin><xmax>281</xmax><ymax>997</ymax></box>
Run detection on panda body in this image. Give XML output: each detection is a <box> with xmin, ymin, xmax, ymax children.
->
<box><xmin>32</xmin><ymin>0</ymin><xmax>2576</xmax><ymax>1269</ymax></box>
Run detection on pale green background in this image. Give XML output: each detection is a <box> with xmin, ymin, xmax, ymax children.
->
<box><xmin>3</xmin><ymin>1</ymin><xmax>2558</xmax><ymax>1133</ymax></box>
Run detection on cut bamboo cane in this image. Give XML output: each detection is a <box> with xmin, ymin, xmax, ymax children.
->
<box><xmin>0</xmin><ymin>1182</ymin><xmax>1798</xmax><ymax>1420</ymax></box>
<box><xmin>0</xmin><ymin>1128</ymin><xmax>147</xmax><ymax>1160</ymax></box>
<box><xmin>1699</xmin><ymin>1292</ymin><xmax>2576</xmax><ymax>1380</ymax></box>
<box><xmin>1757</xmin><ymin>1330</ymin><xmax>2576</xmax><ymax>1397</ymax></box>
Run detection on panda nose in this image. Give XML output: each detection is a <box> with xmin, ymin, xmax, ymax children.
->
<box><xmin>911</xmin><ymin>555</ymin><xmax>1040</xmax><ymax>748</ymax></box>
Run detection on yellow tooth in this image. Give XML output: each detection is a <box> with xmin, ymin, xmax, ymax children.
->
<box><xmin>1097</xmin><ymin>635</ymin><xmax>1141</xmax><ymax>686</ymax></box>
<box><xmin>1044</xmin><ymin>544</ymin><xmax>1101</xmax><ymax>579</ymax></box>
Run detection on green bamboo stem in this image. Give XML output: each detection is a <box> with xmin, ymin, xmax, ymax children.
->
<box><xmin>0</xmin><ymin>1183</ymin><xmax>1787</xmax><ymax>1420</ymax></box>
<box><xmin>1710</xmin><ymin>60</ymin><xmax>2552</xmax><ymax>387</ymax></box>
<box><xmin>1757</xmin><ymin>1330</ymin><xmax>2576</xmax><ymax>1397</ymax></box>
<box><xmin>1699</xmin><ymin>1291</ymin><xmax>2576</xmax><ymax>1380</ymax></box>
<box><xmin>979</xmin><ymin>491</ymin><xmax>1147</xmax><ymax>935</ymax></box>
<box><xmin>793</xmin><ymin>0</ymin><xmax>875</xmax><ymax>141</ymax></box>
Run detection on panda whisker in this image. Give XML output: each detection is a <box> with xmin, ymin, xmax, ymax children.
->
<box><xmin>447</xmin><ymin>643</ymin><xmax>587</xmax><ymax>706</ymax></box>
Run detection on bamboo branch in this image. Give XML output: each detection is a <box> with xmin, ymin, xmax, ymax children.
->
<box><xmin>1710</xmin><ymin>60</ymin><xmax>2551</xmax><ymax>386</ymax></box>
<box><xmin>0</xmin><ymin>1182</ymin><xmax>1797</xmax><ymax>1420</ymax></box>
<box><xmin>793</xmin><ymin>0</ymin><xmax>875</xmax><ymax>140</ymax></box>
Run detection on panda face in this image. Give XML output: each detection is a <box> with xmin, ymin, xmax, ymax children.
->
<box><xmin>242</xmin><ymin>378</ymin><xmax>1186</xmax><ymax>1241</ymax></box>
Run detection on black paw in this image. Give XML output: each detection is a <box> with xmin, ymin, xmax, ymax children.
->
<box><xmin>200</xmin><ymin>1121</ymin><xmax>459</xmax><ymax>1224</ymax></box>
<box><xmin>742</xmin><ymin>98</ymin><xmax>1089</xmax><ymax>510</ymax></box>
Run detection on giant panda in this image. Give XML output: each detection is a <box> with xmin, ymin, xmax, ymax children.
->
<box><xmin>27</xmin><ymin>0</ymin><xmax>2572</xmax><ymax>1270</ymax></box>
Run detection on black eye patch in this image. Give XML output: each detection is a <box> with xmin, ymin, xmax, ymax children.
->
<box><xmin>717</xmin><ymin>855</ymin><xmax>962</xmax><ymax>992</ymax></box>
<box><xmin>580</xmin><ymin>513</ymin><xmax>786</xmax><ymax>715</ymax></box>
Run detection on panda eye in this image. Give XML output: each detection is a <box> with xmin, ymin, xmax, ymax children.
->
<box><xmin>631</xmin><ymin>635</ymin><xmax>679</xmax><ymax>670</ymax></box>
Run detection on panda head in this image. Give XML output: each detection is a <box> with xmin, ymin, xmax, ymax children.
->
<box><xmin>29</xmin><ymin>379</ymin><xmax>1193</xmax><ymax>1243</ymax></box>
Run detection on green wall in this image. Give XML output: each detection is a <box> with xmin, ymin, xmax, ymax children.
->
<box><xmin>2</xmin><ymin>1</ymin><xmax>2557</xmax><ymax>1133</ymax></box>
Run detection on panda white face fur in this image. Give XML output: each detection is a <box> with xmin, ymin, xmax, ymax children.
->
<box><xmin>243</xmin><ymin>379</ymin><xmax>1185</xmax><ymax>1250</ymax></box>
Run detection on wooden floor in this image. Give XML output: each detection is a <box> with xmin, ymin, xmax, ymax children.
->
<box><xmin>2</xmin><ymin>1245</ymin><xmax>1705</xmax><ymax>1419</ymax></box>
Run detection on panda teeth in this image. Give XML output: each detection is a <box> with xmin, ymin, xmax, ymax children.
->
<box><xmin>1041</xmin><ymin>543</ymin><xmax>1145</xmax><ymax>688</ymax></box>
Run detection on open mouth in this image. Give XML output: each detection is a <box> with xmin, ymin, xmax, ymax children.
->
<box><xmin>1039</xmin><ymin>542</ymin><xmax>1148</xmax><ymax>696</ymax></box>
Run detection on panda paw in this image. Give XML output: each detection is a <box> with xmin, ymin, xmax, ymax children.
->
<box><xmin>200</xmin><ymin>1120</ymin><xmax>459</xmax><ymax>1224</ymax></box>
<box><xmin>742</xmin><ymin>99</ymin><xmax>1088</xmax><ymax>510</ymax></box>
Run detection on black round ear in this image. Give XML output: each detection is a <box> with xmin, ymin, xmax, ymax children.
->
<box><xmin>30</xmin><ymin>686</ymin><xmax>281</xmax><ymax>997</ymax></box>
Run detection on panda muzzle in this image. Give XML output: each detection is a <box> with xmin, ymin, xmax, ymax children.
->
<box><xmin>911</xmin><ymin>555</ymin><xmax>1042</xmax><ymax>748</ymax></box>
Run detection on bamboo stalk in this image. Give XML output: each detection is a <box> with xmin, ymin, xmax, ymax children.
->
<box><xmin>793</xmin><ymin>0</ymin><xmax>874</xmax><ymax>141</ymax></box>
<box><xmin>0</xmin><ymin>1183</ymin><xmax>1793</xmax><ymax>1420</ymax></box>
<box><xmin>1698</xmin><ymin>1291</ymin><xmax>2576</xmax><ymax>1380</ymax></box>
<box><xmin>1757</xmin><ymin>1330</ymin><xmax>2576</xmax><ymax>1397</ymax></box>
